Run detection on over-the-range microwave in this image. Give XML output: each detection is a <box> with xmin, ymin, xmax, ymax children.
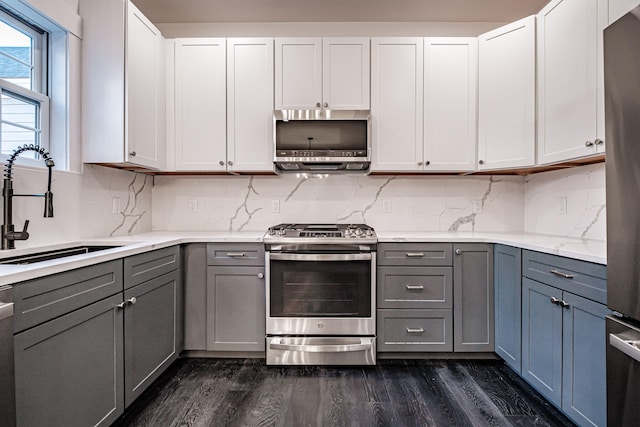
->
<box><xmin>273</xmin><ymin>109</ymin><xmax>371</xmax><ymax>174</ymax></box>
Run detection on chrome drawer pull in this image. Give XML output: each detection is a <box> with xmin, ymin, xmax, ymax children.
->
<box><xmin>550</xmin><ymin>269</ymin><xmax>574</xmax><ymax>279</ymax></box>
<box><xmin>406</xmin><ymin>285</ymin><xmax>425</xmax><ymax>291</ymax></box>
<box><xmin>405</xmin><ymin>253</ymin><xmax>425</xmax><ymax>258</ymax></box>
<box><xmin>406</xmin><ymin>328</ymin><xmax>424</xmax><ymax>334</ymax></box>
<box><xmin>226</xmin><ymin>252</ymin><xmax>246</xmax><ymax>257</ymax></box>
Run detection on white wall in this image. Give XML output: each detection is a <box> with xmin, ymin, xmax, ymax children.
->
<box><xmin>524</xmin><ymin>163</ymin><xmax>606</xmax><ymax>240</ymax></box>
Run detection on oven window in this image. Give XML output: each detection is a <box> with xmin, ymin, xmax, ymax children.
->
<box><xmin>270</xmin><ymin>259</ymin><xmax>371</xmax><ymax>317</ymax></box>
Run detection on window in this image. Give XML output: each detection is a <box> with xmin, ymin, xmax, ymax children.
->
<box><xmin>0</xmin><ymin>6</ymin><xmax>49</xmax><ymax>161</ymax></box>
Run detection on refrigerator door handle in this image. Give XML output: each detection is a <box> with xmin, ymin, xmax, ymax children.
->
<box><xmin>610</xmin><ymin>332</ymin><xmax>640</xmax><ymax>363</ymax></box>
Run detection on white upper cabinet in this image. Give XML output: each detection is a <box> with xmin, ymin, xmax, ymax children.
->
<box><xmin>424</xmin><ymin>38</ymin><xmax>477</xmax><ymax>172</ymax></box>
<box><xmin>227</xmin><ymin>38</ymin><xmax>274</xmax><ymax>172</ymax></box>
<box><xmin>537</xmin><ymin>0</ymin><xmax>608</xmax><ymax>165</ymax></box>
<box><xmin>275</xmin><ymin>37</ymin><xmax>370</xmax><ymax>110</ymax></box>
<box><xmin>478</xmin><ymin>16</ymin><xmax>536</xmax><ymax>170</ymax></box>
<box><xmin>80</xmin><ymin>0</ymin><xmax>165</xmax><ymax>169</ymax></box>
<box><xmin>173</xmin><ymin>38</ymin><xmax>226</xmax><ymax>171</ymax></box>
<box><xmin>609</xmin><ymin>0</ymin><xmax>640</xmax><ymax>23</ymax></box>
<box><xmin>371</xmin><ymin>38</ymin><xmax>424</xmax><ymax>172</ymax></box>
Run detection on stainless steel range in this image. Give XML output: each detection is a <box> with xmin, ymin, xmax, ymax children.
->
<box><xmin>264</xmin><ymin>223</ymin><xmax>377</xmax><ymax>365</ymax></box>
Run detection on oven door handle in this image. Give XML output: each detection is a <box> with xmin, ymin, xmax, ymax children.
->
<box><xmin>268</xmin><ymin>253</ymin><xmax>372</xmax><ymax>261</ymax></box>
<box><xmin>269</xmin><ymin>341</ymin><xmax>371</xmax><ymax>353</ymax></box>
<box><xmin>610</xmin><ymin>332</ymin><xmax>640</xmax><ymax>363</ymax></box>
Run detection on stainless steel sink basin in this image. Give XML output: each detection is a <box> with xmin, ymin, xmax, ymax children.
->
<box><xmin>0</xmin><ymin>245</ymin><xmax>121</xmax><ymax>265</ymax></box>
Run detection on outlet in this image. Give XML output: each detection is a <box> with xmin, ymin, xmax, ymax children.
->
<box><xmin>558</xmin><ymin>197</ymin><xmax>567</xmax><ymax>215</ymax></box>
<box><xmin>112</xmin><ymin>197</ymin><xmax>121</xmax><ymax>214</ymax></box>
<box><xmin>188</xmin><ymin>199</ymin><xmax>198</xmax><ymax>213</ymax></box>
<box><xmin>271</xmin><ymin>199</ymin><xmax>280</xmax><ymax>213</ymax></box>
<box><xmin>473</xmin><ymin>200</ymin><xmax>483</xmax><ymax>214</ymax></box>
<box><xmin>382</xmin><ymin>199</ymin><xmax>392</xmax><ymax>213</ymax></box>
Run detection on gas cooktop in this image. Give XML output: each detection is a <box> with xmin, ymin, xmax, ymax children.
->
<box><xmin>265</xmin><ymin>223</ymin><xmax>377</xmax><ymax>243</ymax></box>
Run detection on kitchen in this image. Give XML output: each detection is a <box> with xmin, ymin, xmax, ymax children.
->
<box><xmin>0</xmin><ymin>0</ymin><xmax>632</xmax><ymax>425</ymax></box>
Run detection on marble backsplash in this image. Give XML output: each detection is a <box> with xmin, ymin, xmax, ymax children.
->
<box><xmin>151</xmin><ymin>174</ymin><xmax>525</xmax><ymax>233</ymax></box>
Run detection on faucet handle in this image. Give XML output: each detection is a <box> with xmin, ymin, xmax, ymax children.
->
<box><xmin>18</xmin><ymin>220</ymin><xmax>29</xmax><ymax>240</ymax></box>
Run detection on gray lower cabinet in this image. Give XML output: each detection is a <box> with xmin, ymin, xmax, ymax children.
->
<box><xmin>124</xmin><ymin>269</ymin><xmax>180</xmax><ymax>406</ymax></box>
<box><xmin>205</xmin><ymin>243</ymin><xmax>266</xmax><ymax>352</ymax></box>
<box><xmin>521</xmin><ymin>250</ymin><xmax>609</xmax><ymax>427</ymax></box>
<box><xmin>14</xmin><ymin>293</ymin><xmax>124</xmax><ymax>427</ymax></box>
<box><xmin>377</xmin><ymin>243</ymin><xmax>454</xmax><ymax>352</ymax></box>
<box><xmin>494</xmin><ymin>244</ymin><xmax>522</xmax><ymax>373</ymax></box>
<box><xmin>453</xmin><ymin>243</ymin><xmax>494</xmax><ymax>352</ymax></box>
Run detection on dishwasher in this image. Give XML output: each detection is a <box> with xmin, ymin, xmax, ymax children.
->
<box><xmin>0</xmin><ymin>285</ymin><xmax>15</xmax><ymax>426</ymax></box>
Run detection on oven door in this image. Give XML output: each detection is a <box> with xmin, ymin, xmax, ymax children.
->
<box><xmin>266</xmin><ymin>251</ymin><xmax>376</xmax><ymax>336</ymax></box>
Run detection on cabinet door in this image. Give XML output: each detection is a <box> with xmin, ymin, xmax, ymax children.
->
<box><xmin>174</xmin><ymin>38</ymin><xmax>226</xmax><ymax>171</ymax></box>
<box><xmin>227</xmin><ymin>38</ymin><xmax>274</xmax><ymax>172</ymax></box>
<box><xmin>522</xmin><ymin>278</ymin><xmax>563</xmax><ymax>406</ymax></box>
<box><xmin>371</xmin><ymin>38</ymin><xmax>424</xmax><ymax>171</ymax></box>
<box><xmin>424</xmin><ymin>38</ymin><xmax>477</xmax><ymax>172</ymax></box>
<box><xmin>562</xmin><ymin>292</ymin><xmax>610</xmax><ymax>427</ymax></box>
<box><xmin>478</xmin><ymin>16</ymin><xmax>536</xmax><ymax>170</ymax></box>
<box><xmin>453</xmin><ymin>243</ymin><xmax>494</xmax><ymax>352</ymax></box>
<box><xmin>207</xmin><ymin>266</ymin><xmax>266</xmax><ymax>351</ymax></box>
<box><xmin>494</xmin><ymin>245</ymin><xmax>522</xmax><ymax>373</ymax></box>
<box><xmin>127</xmin><ymin>2</ymin><xmax>165</xmax><ymax>169</ymax></box>
<box><xmin>14</xmin><ymin>294</ymin><xmax>124</xmax><ymax>427</ymax></box>
<box><xmin>322</xmin><ymin>38</ymin><xmax>370</xmax><ymax>110</ymax></box>
<box><xmin>537</xmin><ymin>0</ymin><xmax>607</xmax><ymax>164</ymax></box>
<box><xmin>275</xmin><ymin>38</ymin><xmax>322</xmax><ymax>109</ymax></box>
<box><xmin>124</xmin><ymin>271</ymin><xmax>180</xmax><ymax>406</ymax></box>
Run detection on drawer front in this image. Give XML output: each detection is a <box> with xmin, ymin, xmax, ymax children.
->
<box><xmin>377</xmin><ymin>309</ymin><xmax>453</xmax><ymax>352</ymax></box>
<box><xmin>377</xmin><ymin>266</ymin><xmax>452</xmax><ymax>309</ymax></box>
<box><xmin>377</xmin><ymin>243</ymin><xmax>453</xmax><ymax>266</ymax></box>
<box><xmin>207</xmin><ymin>243</ymin><xmax>264</xmax><ymax>266</ymax></box>
<box><xmin>124</xmin><ymin>246</ymin><xmax>180</xmax><ymax>289</ymax></box>
<box><xmin>13</xmin><ymin>260</ymin><xmax>123</xmax><ymax>333</ymax></box>
<box><xmin>522</xmin><ymin>250</ymin><xmax>607</xmax><ymax>304</ymax></box>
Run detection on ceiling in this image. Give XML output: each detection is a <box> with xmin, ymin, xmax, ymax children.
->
<box><xmin>131</xmin><ymin>0</ymin><xmax>550</xmax><ymax>24</ymax></box>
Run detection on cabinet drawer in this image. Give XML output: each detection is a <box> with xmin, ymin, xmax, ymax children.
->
<box><xmin>377</xmin><ymin>309</ymin><xmax>453</xmax><ymax>352</ymax></box>
<box><xmin>522</xmin><ymin>250</ymin><xmax>607</xmax><ymax>304</ymax></box>
<box><xmin>377</xmin><ymin>243</ymin><xmax>453</xmax><ymax>266</ymax></box>
<box><xmin>124</xmin><ymin>246</ymin><xmax>180</xmax><ymax>289</ymax></box>
<box><xmin>13</xmin><ymin>260</ymin><xmax>123</xmax><ymax>333</ymax></box>
<box><xmin>377</xmin><ymin>266</ymin><xmax>452</xmax><ymax>309</ymax></box>
<box><xmin>206</xmin><ymin>243</ymin><xmax>264</xmax><ymax>266</ymax></box>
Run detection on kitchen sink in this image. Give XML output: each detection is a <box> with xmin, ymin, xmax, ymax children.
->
<box><xmin>0</xmin><ymin>245</ymin><xmax>121</xmax><ymax>265</ymax></box>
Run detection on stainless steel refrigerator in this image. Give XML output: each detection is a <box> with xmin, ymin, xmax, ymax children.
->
<box><xmin>604</xmin><ymin>5</ymin><xmax>640</xmax><ymax>426</ymax></box>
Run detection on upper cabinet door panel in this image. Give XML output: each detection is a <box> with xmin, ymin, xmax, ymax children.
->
<box><xmin>371</xmin><ymin>38</ymin><xmax>424</xmax><ymax>171</ymax></box>
<box><xmin>227</xmin><ymin>38</ymin><xmax>274</xmax><ymax>172</ymax></box>
<box><xmin>423</xmin><ymin>38</ymin><xmax>477</xmax><ymax>172</ymax></box>
<box><xmin>126</xmin><ymin>2</ymin><xmax>165</xmax><ymax>169</ymax></box>
<box><xmin>322</xmin><ymin>38</ymin><xmax>370</xmax><ymax>110</ymax></box>
<box><xmin>609</xmin><ymin>0</ymin><xmax>640</xmax><ymax>24</ymax></box>
<box><xmin>537</xmin><ymin>0</ymin><xmax>606</xmax><ymax>165</ymax></box>
<box><xmin>174</xmin><ymin>38</ymin><xmax>226</xmax><ymax>171</ymax></box>
<box><xmin>478</xmin><ymin>16</ymin><xmax>536</xmax><ymax>170</ymax></box>
<box><xmin>275</xmin><ymin>38</ymin><xmax>322</xmax><ymax>109</ymax></box>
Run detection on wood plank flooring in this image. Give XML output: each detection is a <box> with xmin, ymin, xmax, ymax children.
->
<box><xmin>113</xmin><ymin>358</ymin><xmax>575</xmax><ymax>427</ymax></box>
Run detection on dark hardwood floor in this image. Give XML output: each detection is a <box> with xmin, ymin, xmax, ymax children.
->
<box><xmin>113</xmin><ymin>358</ymin><xmax>575</xmax><ymax>427</ymax></box>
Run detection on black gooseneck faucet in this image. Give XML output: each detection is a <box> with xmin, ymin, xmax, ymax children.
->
<box><xmin>2</xmin><ymin>144</ymin><xmax>55</xmax><ymax>250</ymax></box>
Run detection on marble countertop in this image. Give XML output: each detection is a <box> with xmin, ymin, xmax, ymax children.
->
<box><xmin>0</xmin><ymin>230</ymin><xmax>606</xmax><ymax>286</ymax></box>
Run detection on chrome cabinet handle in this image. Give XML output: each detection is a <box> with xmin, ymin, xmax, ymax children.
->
<box><xmin>550</xmin><ymin>297</ymin><xmax>570</xmax><ymax>308</ymax></box>
<box><xmin>417</xmin><ymin>161</ymin><xmax>423</xmax><ymax>166</ymax></box>
<box><xmin>455</xmin><ymin>248</ymin><xmax>462</xmax><ymax>255</ymax></box>
<box><xmin>323</xmin><ymin>102</ymin><xmax>328</xmax><ymax>108</ymax></box>
<box><xmin>258</xmin><ymin>273</ymin><xmax>264</xmax><ymax>279</ymax></box>
<box><xmin>585</xmin><ymin>140</ymin><xmax>594</xmax><ymax>147</ymax></box>
<box><xmin>550</xmin><ymin>297</ymin><xmax>561</xmax><ymax>305</ymax></box>
<box><xmin>219</xmin><ymin>161</ymin><xmax>225</xmax><ymax>166</ymax></box>
<box><xmin>226</xmin><ymin>252</ymin><xmax>246</xmax><ymax>257</ymax></box>
<box><xmin>228</xmin><ymin>160</ymin><xmax>233</xmax><ymax>166</ymax></box>
<box><xmin>116</xmin><ymin>297</ymin><xmax>137</xmax><ymax>309</ymax></box>
<box><xmin>559</xmin><ymin>300</ymin><xmax>570</xmax><ymax>309</ymax></box>
<box><xmin>425</xmin><ymin>160</ymin><xmax>431</xmax><ymax>166</ymax></box>
<box><xmin>406</xmin><ymin>328</ymin><xmax>424</xmax><ymax>334</ymax></box>
<box><xmin>129</xmin><ymin>151</ymin><xmax>136</xmax><ymax>157</ymax></box>
<box><xmin>550</xmin><ymin>269</ymin><xmax>574</xmax><ymax>279</ymax></box>
<box><xmin>116</xmin><ymin>301</ymin><xmax>127</xmax><ymax>309</ymax></box>
<box><xmin>406</xmin><ymin>285</ymin><xmax>424</xmax><ymax>291</ymax></box>
<box><xmin>595</xmin><ymin>139</ymin><xmax>604</xmax><ymax>145</ymax></box>
<box><xmin>478</xmin><ymin>160</ymin><xmax>485</xmax><ymax>165</ymax></box>
<box><xmin>405</xmin><ymin>253</ymin><xmax>425</xmax><ymax>258</ymax></box>
<box><xmin>316</xmin><ymin>102</ymin><xmax>321</xmax><ymax>108</ymax></box>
